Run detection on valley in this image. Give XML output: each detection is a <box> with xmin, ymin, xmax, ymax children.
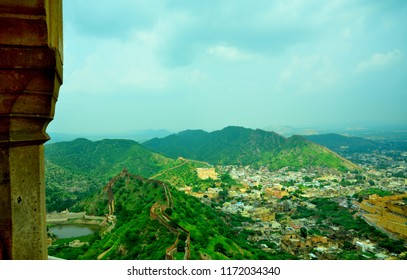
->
<box><xmin>44</xmin><ymin>127</ymin><xmax>407</xmax><ymax>260</ymax></box>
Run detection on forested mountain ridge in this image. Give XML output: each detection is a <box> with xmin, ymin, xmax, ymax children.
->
<box><xmin>45</xmin><ymin>138</ymin><xmax>179</xmax><ymax>212</ymax></box>
<box><xmin>44</xmin><ymin>128</ymin><xmax>359</xmax><ymax>212</ymax></box>
<box><xmin>144</xmin><ymin>126</ymin><xmax>358</xmax><ymax>171</ymax></box>
<box><xmin>304</xmin><ymin>133</ymin><xmax>378</xmax><ymax>153</ymax></box>
<box><xmin>45</xmin><ymin>138</ymin><xmax>177</xmax><ymax>179</ymax></box>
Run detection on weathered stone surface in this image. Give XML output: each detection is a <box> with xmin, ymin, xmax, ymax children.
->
<box><xmin>0</xmin><ymin>48</ymin><xmax>62</xmax><ymax>146</ymax></box>
<box><xmin>0</xmin><ymin>145</ymin><xmax>48</xmax><ymax>259</ymax></box>
<box><xmin>0</xmin><ymin>0</ymin><xmax>45</xmax><ymax>15</ymax></box>
<box><xmin>0</xmin><ymin>47</ymin><xmax>59</xmax><ymax>69</ymax></box>
<box><xmin>0</xmin><ymin>17</ymin><xmax>48</xmax><ymax>46</ymax></box>
<box><xmin>0</xmin><ymin>43</ymin><xmax>62</xmax><ymax>147</ymax></box>
<box><xmin>0</xmin><ymin>148</ymin><xmax>12</xmax><ymax>259</ymax></box>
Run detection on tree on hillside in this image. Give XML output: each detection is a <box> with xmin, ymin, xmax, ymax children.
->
<box><xmin>300</xmin><ymin>227</ymin><xmax>308</xmax><ymax>239</ymax></box>
<box><xmin>177</xmin><ymin>239</ymin><xmax>186</xmax><ymax>253</ymax></box>
<box><xmin>214</xmin><ymin>242</ymin><xmax>227</xmax><ymax>255</ymax></box>
<box><xmin>170</xmin><ymin>218</ymin><xmax>179</xmax><ymax>228</ymax></box>
<box><xmin>164</xmin><ymin>208</ymin><xmax>173</xmax><ymax>216</ymax></box>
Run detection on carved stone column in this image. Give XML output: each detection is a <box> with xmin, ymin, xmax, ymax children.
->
<box><xmin>0</xmin><ymin>0</ymin><xmax>62</xmax><ymax>259</ymax></box>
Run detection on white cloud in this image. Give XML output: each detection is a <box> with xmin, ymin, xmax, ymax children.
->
<box><xmin>64</xmin><ymin>25</ymin><xmax>172</xmax><ymax>95</ymax></box>
<box><xmin>356</xmin><ymin>49</ymin><xmax>402</xmax><ymax>72</ymax></box>
<box><xmin>207</xmin><ymin>45</ymin><xmax>252</xmax><ymax>61</ymax></box>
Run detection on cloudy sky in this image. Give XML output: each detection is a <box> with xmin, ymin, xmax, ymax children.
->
<box><xmin>49</xmin><ymin>0</ymin><xmax>407</xmax><ymax>134</ymax></box>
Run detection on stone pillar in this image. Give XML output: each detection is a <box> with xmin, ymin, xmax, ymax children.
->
<box><xmin>0</xmin><ymin>0</ymin><xmax>62</xmax><ymax>259</ymax></box>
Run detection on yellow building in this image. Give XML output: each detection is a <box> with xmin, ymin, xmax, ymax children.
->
<box><xmin>281</xmin><ymin>234</ymin><xmax>332</xmax><ymax>256</ymax></box>
<box><xmin>265</xmin><ymin>187</ymin><xmax>288</xmax><ymax>199</ymax></box>
<box><xmin>252</xmin><ymin>207</ymin><xmax>276</xmax><ymax>222</ymax></box>
<box><xmin>196</xmin><ymin>168</ymin><xmax>219</xmax><ymax>180</ymax></box>
<box><xmin>360</xmin><ymin>194</ymin><xmax>407</xmax><ymax>239</ymax></box>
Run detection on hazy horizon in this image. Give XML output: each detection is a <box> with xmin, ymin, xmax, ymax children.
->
<box><xmin>49</xmin><ymin>0</ymin><xmax>406</xmax><ymax>135</ymax></box>
<box><xmin>48</xmin><ymin>122</ymin><xmax>407</xmax><ymax>144</ymax></box>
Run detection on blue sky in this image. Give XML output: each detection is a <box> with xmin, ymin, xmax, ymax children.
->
<box><xmin>49</xmin><ymin>0</ymin><xmax>407</xmax><ymax>134</ymax></box>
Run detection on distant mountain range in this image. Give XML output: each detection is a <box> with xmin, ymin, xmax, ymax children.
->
<box><xmin>304</xmin><ymin>133</ymin><xmax>407</xmax><ymax>154</ymax></box>
<box><xmin>45</xmin><ymin>127</ymin><xmax>362</xmax><ymax>184</ymax></box>
<box><xmin>263</xmin><ymin>125</ymin><xmax>320</xmax><ymax>137</ymax></box>
<box><xmin>44</xmin><ymin>127</ymin><xmax>363</xmax><ymax>211</ymax></box>
<box><xmin>264</xmin><ymin>123</ymin><xmax>407</xmax><ymax>139</ymax></box>
<box><xmin>48</xmin><ymin>129</ymin><xmax>173</xmax><ymax>143</ymax></box>
<box><xmin>304</xmin><ymin>133</ymin><xmax>378</xmax><ymax>153</ymax></box>
<box><xmin>143</xmin><ymin>126</ymin><xmax>358</xmax><ymax>171</ymax></box>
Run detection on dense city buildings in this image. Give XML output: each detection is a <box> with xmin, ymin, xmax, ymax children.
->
<box><xmin>180</xmin><ymin>151</ymin><xmax>407</xmax><ymax>259</ymax></box>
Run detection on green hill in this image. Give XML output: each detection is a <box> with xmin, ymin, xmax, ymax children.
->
<box><xmin>144</xmin><ymin>126</ymin><xmax>358</xmax><ymax>171</ymax></box>
<box><xmin>151</xmin><ymin>160</ymin><xmax>210</xmax><ymax>188</ymax></box>
<box><xmin>45</xmin><ymin>138</ymin><xmax>177</xmax><ymax>178</ymax></box>
<box><xmin>45</xmin><ymin>138</ymin><xmax>179</xmax><ymax>212</ymax></box>
<box><xmin>45</xmin><ymin>159</ymin><xmax>105</xmax><ymax>212</ymax></box>
<box><xmin>50</xmin><ymin>171</ymin><xmax>295</xmax><ymax>260</ymax></box>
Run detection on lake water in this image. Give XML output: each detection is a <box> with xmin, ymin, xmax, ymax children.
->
<box><xmin>49</xmin><ymin>224</ymin><xmax>99</xmax><ymax>239</ymax></box>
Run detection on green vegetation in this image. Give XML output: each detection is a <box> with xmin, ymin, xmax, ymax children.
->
<box><xmin>220</xmin><ymin>173</ymin><xmax>237</xmax><ymax>186</ymax></box>
<box><xmin>353</xmin><ymin>188</ymin><xmax>393</xmax><ymax>201</ymax></box>
<box><xmin>304</xmin><ymin>133</ymin><xmax>378</xmax><ymax>154</ymax></box>
<box><xmin>48</xmin><ymin>233</ymin><xmax>100</xmax><ymax>260</ymax></box>
<box><xmin>45</xmin><ymin>138</ymin><xmax>177</xmax><ymax>179</ymax></box>
<box><xmin>45</xmin><ymin>159</ymin><xmax>104</xmax><ymax>212</ymax></box>
<box><xmin>169</xmin><ymin>188</ymin><xmax>250</xmax><ymax>260</ymax></box>
<box><xmin>294</xmin><ymin>198</ymin><xmax>371</xmax><ymax>232</ymax></box>
<box><xmin>152</xmin><ymin>161</ymin><xmax>210</xmax><ymax>189</ymax></box>
<box><xmin>337</xmin><ymin>250</ymin><xmax>369</xmax><ymax>260</ymax></box>
<box><xmin>152</xmin><ymin>161</ymin><xmax>241</xmax><ymax>194</ymax></box>
<box><xmin>57</xmin><ymin>176</ymin><xmax>175</xmax><ymax>260</ymax></box>
<box><xmin>378</xmin><ymin>239</ymin><xmax>405</xmax><ymax>254</ymax></box>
